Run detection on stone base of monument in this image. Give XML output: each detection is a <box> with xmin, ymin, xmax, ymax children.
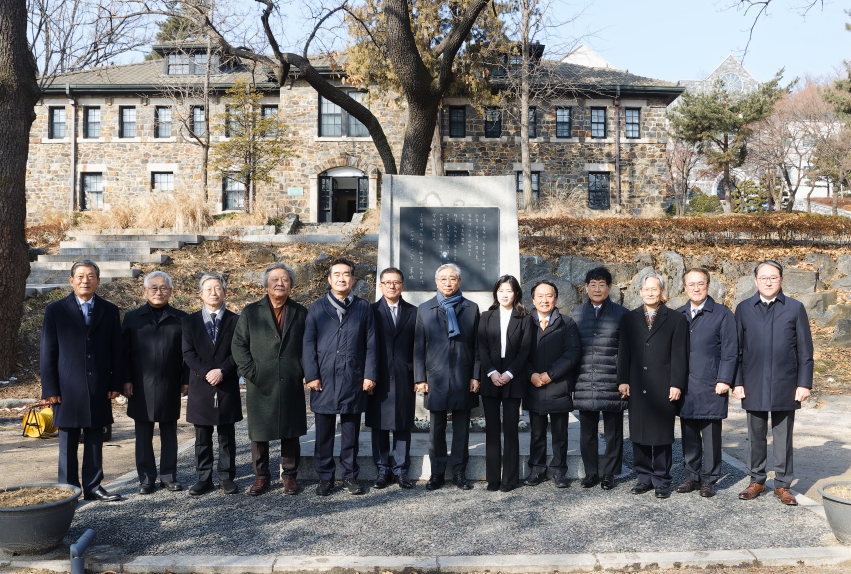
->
<box><xmin>295</xmin><ymin>412</ymin><xmax>611</xmax><ymax>482</ymax></box>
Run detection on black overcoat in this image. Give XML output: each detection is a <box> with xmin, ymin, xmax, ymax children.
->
<box><xmin>414</xmin><ymin>295</ymin><xmax>481</xmax><ymax>412</ymax></box>
<box><xmin>477</xmin><ymin>309</ymin><xmax>532</xmax><ymax>399</ymax></box>
<box><xmin>617</xmin><ymin>304</ymin><xmax>689</xmax><ymax>446</ymax></box>
<box><xmin>366</xmin><ymin>297</ymin><xmax>417</xmax><ymax>431</ymax></box>
<box><xmin>182</xmin><ymin>308</ymin><xmax>243</xmax><ymax>426</ymax></box>
<box><xmin>676</xmin><ymin>297</ymin><xmax>738</xmax><ymax>420</ymax></box>
<box><xmin>734</xmin><ymin>291</ymin><xmax>814</xmax><ymax>412</ymax></box>
<box><xmin>570</xmin><ymin>299</ymin><xmax>629</xmax><ymax>412</ymax></box>
<box><xmin>40</xmin><ymin>293</ymin><xmax>123</xmax><ymax>429</ymax></box>
<box><xmin>523</xmin><ymin>309</ymin><xmax>581</xmax><ymax>414</ymax></box>
<box><xmin>303</xmin><ymin>295</ymin><xmax>378</xmax><ymax>415</ymax></box>
<box><xmin>232</xmin><ymin>296</ymin><xmax>308</xmax><ymax>441</ymax></box>
<box><xmin>122</xmin><ymin>304</ymin><xmax>189</xmax><ymax>423</ymax></box>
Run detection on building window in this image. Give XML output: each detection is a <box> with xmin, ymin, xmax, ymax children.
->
<box><xmin>588</xmin><ymin>172</ymin><xmax>611</xmax><ymax>210</ymax></box>
<box><xmin>527</xmin><ymin>107</ymin><xmax>537</xmax><ymax>138</ymax></box>
<box><xmin>193</xmin><ymin>54</ymin><xmax>208</xmax><ymax>73</ymax></box>
<box><xmin>319</xmin><ymin>95</ymin><xmax>342</xmax><ymax>137</ymax></box>
<box><xmin>516</xmin><ymin>172</ymin><xmax>541</xmax><ymax>194</ymax></box>
<box><xmin>167</xmin><ymin>54</ymin><xmax>190</xmax><ymax>75</ymax></box>
<box><xmin>81</xmin><ymin>173</ymin><xmax>104</xmax><ymax>210</ymax></box>
<box><xmin>803</xmin><ymin>135</ymin><xmax>815</xmax><ymax>148</ymax></box>
<box><xmin>556</xmin><ymin>108</ymin><xmax>571</xmax><ymax>138</ymax></box>
<box><xmin>155</xmin><ymin>106</ymin><xmax>172</xmax><ymax>138</ymax></box>
<box><xmin>84</xmin><ymin>107</ymin><xmax>100</xmax><ymax>138</ymax></box>
<box><xmin>591</xmin><ymin>107</ymin><xmax>606</xmax><ymax>138</ymax></box>
<box><xmin>625</xmin><ymin>108</ymin><xmax>640</xmax><ymax>139</ymax></box>
<box><xmin>48</xmin><ymin>107</ymin><xmax>66</xmax><ymax>139</ymax></box>
<box><xmin>223</xmin><ymin>175</ymin><xmax>246</xmax><ymax>210</ymax></box>
<box><xmin>448</xmin><ymin>106</ymin><xmax>466</xmax><ymax>138</ymax></box>
<box><xmin>151</xmin><ymin>172</ymin><xmax>174</xmax><ymax>192</ymax></box>
<box><xmin>119</xmin><ymin>107</ymin><xmax>136</xmax><ymax>138</ymax></box>
<box><xmin>347</xmin><ymin>92</ymin><xmax>369</xmax><ymax>137</ymax></box>
<box><xmin>262</xmin><ymin>105</ymin><xmax>278</xmax><ymax>137</ymax></box>
<box><xmin>484</xmin><ymin>108</ymin><xmax>502</xmax><ymax>138</ymax></box>
<box><xmin>445</xmin><ymin>171</ymin><xmax>470</xmax><ymax>176</ymax></box>
<box><xmin>191</xmin><ymin>106</ymin><xmax>205</xmax><ymax>137</ymax></box>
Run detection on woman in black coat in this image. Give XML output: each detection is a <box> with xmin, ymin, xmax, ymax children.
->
<box><xmin>617</xmin><ymin>272</ymin><xmax>688</xmax><ymax>499</ymax></box>
<box><xmin>478</xmin><ymin>275</ymin><xmax>532</xmax><ymax>492</ymax></box>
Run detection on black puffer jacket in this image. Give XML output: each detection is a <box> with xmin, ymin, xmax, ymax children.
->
<box><xmin>570</xmin><ymin>299</ymin><xmax>629</xmax><ymax>412</ymax></box>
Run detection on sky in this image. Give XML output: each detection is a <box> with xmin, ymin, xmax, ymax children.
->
<box><xmin>551</xmin><ymin>0</ymin><xmax>849</xmax><ymax>84</ymax></box>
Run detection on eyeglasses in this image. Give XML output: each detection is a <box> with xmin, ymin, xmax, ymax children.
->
<box><xmin>757</xmin><ymin>276</ymin><xmax>781</xmax><ymax>284</ymax></box>
<box><xmin>381</xmin><ymin>281</ymin><xmax>403</xmax><ymax>287</ymax></box>
<box><xmin>146</xmin><ymin>286</ymin><xmax>172</xmax><ymax>292</ymax></box>
<box><xmin>685</xmin><ymin>282</ymin><xmax>707</xmax><ymax>288</ymax></box>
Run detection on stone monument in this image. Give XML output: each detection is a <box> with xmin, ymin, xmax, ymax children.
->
<box><xmin>376</xmin><ymin>175</ymin><xmax>520</xmax><ymax>308</ymax></box>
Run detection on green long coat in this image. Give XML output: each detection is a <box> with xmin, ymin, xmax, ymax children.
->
<box><xmin>232</xmin><ymin>296</ymin><xmax>308</xmax><ymax>441</ymax></box>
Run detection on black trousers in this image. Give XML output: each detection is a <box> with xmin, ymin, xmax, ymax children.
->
<box><xmin>251</xmin><ymin>438</ymin><xmax>300</xmax><ymax>480</ymax></box>
<box><xmin>134</xmin><ymin>420</ymin><xmax>178</xmax><ymax>485</ymax></box>
<box><xmin>577</xmin><ymin>410</ymin><xmax>624</xmax><ymax>477</ymax></box>
<box><xmin>632</xmin><ymin>442</ymin><xmax>673</xmax><ymax>489</ymax></box>
<box><xmin>194</xmin><ymin>424</ymin><xmax>236</xmax><ymax>484</ymax></box>
<box><xmin>481</xmin><ymin>396</ymin><xmax>521</xmax><ymax>487</ymax></box>
<box><xmin>680</xmin><ymin>418</ymin><xmax>722</xmax><ymax>484</ymax></box>
<box><xmin>528</xmin><ymin>412</ymin><xmax>570</xmax><ymax>474</ymax></box>
<box><xmin>746</xmin><ymin>410</ymin><xmax>795</xmax><ymax>488</ymax></box>
<box><xmin>314</xmin><ymin>413</ymin><xmax>361</xmax><ymax>481</ymax></box>
<box><xmin>429</xmin><ymin>410</ymin><xmax>471</xmax><ymax>476</ymax></box>
<box><xmin>58</xmin><ymin>427</ymin><xmax>103</xmax><ymax>495</ymax></box>
<box><xmin>372</xmin><ymin>429</ymin><xmax>411</xmax><ymax>476</ymax></box>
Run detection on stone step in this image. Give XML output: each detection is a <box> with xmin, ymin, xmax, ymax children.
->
<box><xmin>24</xmin><ymin>284</ymin><xmax>72</xmax><ymax>298</ymax></box>
<box><xmin>38</xmin><ymin>253</ymin><xmax>170</xmax><ymax>264</ymax></box>
<box><xmin>239</xmin><ymin>233</ymin><xmax>378</xmax><ymax>244</ymax></box>
<box><xmin>60</xmin><ymin>240</ymin><xmax>185</xmax><ymax>249</ymax></box>
<box><xmin>58</xmin><ymin>247</ymin><xmax>155</xmax><ymax>256</ymax></box>
<box><xmin>67</xmin><ymin>234</ymin><xmax>204</xmax><ymax>243</ymax></box>
<box><xmin>30</xmin><ymin>261</ymin><xmax>133</xmax><ymax>271</ymax></box>
<box><xmin>27</xmin><ymin>268</ymin><xmax>141</xmax><ymax>284</ymax></box>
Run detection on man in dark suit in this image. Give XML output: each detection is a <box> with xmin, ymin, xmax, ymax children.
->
<box><xmin>734</xmin><ymin>260</ymin><xmax>813</xmax><ymax>506</ymax></box>
<box><xmin>182</xmin><ymin>273</ymin><xmax>243</xmax><ymax>496</ymax></box>
<box><xmin>122</xmin><ymin>271</ymin><xmax>188</xmax><ymax>494</ymax></box>
<box><xmin>675</xmin><ymin>268</ymin><xmax>738</xmax><ymax>498</ymax></box>
<box><xmin>304</xmin><ymin>257</ymin><xmax>377</xmax><ymax>496</ymax></box>
<box><xmin>367</xmin><ymin>267</ymin><xmax>417</xmax><ymax>490</ymax></box>
<box><xmin>41</xmin><ymin>260</ymin><xmax>123</xmax><ymax>502</ymax></box>
<box><xmin>414</xmin><ymin>263</ymin><xmax>481</xmax><ymax>491</ymax></box>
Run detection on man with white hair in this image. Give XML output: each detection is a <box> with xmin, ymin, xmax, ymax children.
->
<box><xmin>414</xmin><ymin>263</ymin><xmax>481</xmax><ymax>491</ymax></box>
<box><xmin>122</xmin><ymin>271</ymin><xmax>189</xmax><ymax>494</ymax></box>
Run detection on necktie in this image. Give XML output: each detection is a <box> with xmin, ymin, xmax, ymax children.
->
<box><xmin>595</xmin><ymin>306</ymin><xmax>600</xmax><ymax>318</ymax></box>
<box><xmin>81</xmin><ymin>301</ymin><xmax>91</xmax><ymax>326</ymax></box>
<box><xmin>692</xmin><ymin>308</ymin><xmax>698</xmax><ymax>319</ymax></box>
<box><xmin>540</xmin><ymin>317</ymin><xmax>548</xmax><ymax>331</ymax></box>
<box><xmin>210</xmin><ymin>312</ymin><xmax>217</xmax><ymax>342</ymax></box>
<box><xmin>391</xmin><ymin>305</ymin><xmax>397</xmax><ymax>326</ymax></box>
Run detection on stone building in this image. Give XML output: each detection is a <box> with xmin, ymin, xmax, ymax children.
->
<box><xmin>26</xmin><ymin>44</ymin><xmax>683</xmax><ymax>225</ymax></box>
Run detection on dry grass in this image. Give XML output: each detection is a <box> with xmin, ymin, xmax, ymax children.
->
<box><xmin>0</xmin><ymin>487</ymin><xmax>71</xmax><ymax>507</ymax></box>
<box><xmin>73</xmin><ymin>191</ymin><xmax>214</xmax><ymax>232</ymax></box>
<box><xmin>824</xmin><ymin>484</ymin><xmax>851</xmax><ymax>500</ymax></box>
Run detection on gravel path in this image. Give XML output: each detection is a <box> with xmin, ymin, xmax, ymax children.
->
<box><xmin>64</xmin><ymin>420</ymin><xmax>835</xmax><ymax>557</ymax></box>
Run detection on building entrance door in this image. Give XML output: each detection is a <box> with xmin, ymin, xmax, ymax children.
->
<box><xmin>318</xmin><ymin>172</ymin><xmax>369</xmax><ymax>222</ymax></box>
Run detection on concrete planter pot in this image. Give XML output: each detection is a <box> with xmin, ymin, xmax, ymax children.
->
<box><xmin>0</xmin><ymin>483</ymin><xmax>82</xmax><ymax>554</ymax></box>
<box><xmin>818</xmin><ymin>481</ymin><xmax>851</xmax><ymax>544</ymax></box>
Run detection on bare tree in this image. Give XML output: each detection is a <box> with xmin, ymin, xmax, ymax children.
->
<box><xmin>729</xmin><ymin>0</ymin><xmax>824</xmax><ymax>59</ymax></box>
<box><xmin>665</xmin><ymin>135</ymin><xmax>701</xmax><ymax>215</ymax></box>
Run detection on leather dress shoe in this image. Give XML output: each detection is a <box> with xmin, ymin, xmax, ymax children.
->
<box><xmin>283</xmin><ymin>476</ymin><xmax>299</xmax><ymax>495</ymax></box>
<box><xmin>84</xmin><ymin>486</ymin><xmax>122</xmax><ymax>502</ymax></box>
<box><xmin>631</xmin><ymin>482</ymin><xmax>653</xmax><ymax>495</ymax></box>
<box><xmin>524</xmin><ymin>471</ymin><xmax>547</xmax><ymax>486</ymax></box>
<box><xmin>160</xmin><ymin>481</ymin><xmax>183</xmax><ymax>492</ymax></box>
<box><xmin>700</xmin><ymin>482</ymin><xmax>716</xmax><ymax>498</ymax></box>
<box><xmin>600</xmin><ymin>475</ymin><xmax>615</xmax><ymax>490</ymax></box>
<box><xmin>738</xmin><ymin>482</ymin><xmax>766</xmax><ymax>500</ymax></box>
<box><xmin>189</xmin><ymin>481</ymin><xmax>215</xmax><ymax>496</ymax></box>
<box><xmin>138</xmin><ymin>483</ymin><xmax>155</xmax><ymax>495</ymax></box>
<box><xmin>655</xmin><ymin>486</ymin><xmax>671</xmax><ymax>499</ymax></box>
<box><xmin>221</xmin><ymin>479</ymin><xmax>239</xmax><ymax>494</ymax></box>
<box><xmin>249</xmin><ymin>478</ymin><xmax>269</xmax><ymax>496</ymax></box>
<box><xmin>499</xmin><ymin>483</ymin><xmax>516</xmax><ymax>493</ymax></box>
<box><xmin>487</xmin><ymin>483</ymin><xmax>499</xmax><ymax>492</ymax></box>
<box><xmin>676</xmin><ymin>478</ymin><xmax>701</xmax><ymax>494</ymax></box>
<box><xmin>580</xmin><ymin>474</ymin><xmax>599</xmax><ymax>488</ymax></box>
<box><xmin>373</xmin><ymin>473</ymin><xmax>393</xmax><ymax>489</ymax></box>
<box><xmin>774</xmin><ymin>487</ymin><xmax>798</xmax><ymax>506</ymax></box>
<box><xmin>426</xmin><ymin>475</ymin><xmax>445</xmax><ymax>491</ymax></box>
<box><xmin>343</xmin><ymin>479</ymin><xmax>365</xmax><ymax>495</ymax></box>
<box><xmin>452</xmin><ymin>474</ymin><xmax>472</xmax><ymax>490</ymax></box>
<box><xmin>396</xmin><ymin>474</ymin><xmax>414</xmax><ymax>489</ymax></box>
<box><xmin>316</xmin><ymin>480</ymin><xmax>334</xmax><ymax>496</ymax></box>
<box><xmin>552</xmin><ymin>473</ymin><xmax>569</xmax><ymax>489</ymax></box>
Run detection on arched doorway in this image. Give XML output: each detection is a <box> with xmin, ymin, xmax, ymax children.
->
<box><xmin>318</xmin><ymin>167</ymin><xmax>369</xmax><ymax>222</ymax></box>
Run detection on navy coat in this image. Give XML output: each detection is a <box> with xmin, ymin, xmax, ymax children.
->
<box><xmin>677</xmin><ymin>297</ymin><xmax>738</xmax><ymax>420</ymax></box>
<box><xmin>366</xmin><ymin>297</ymin><xmax>417</xmax><ymax>431</ymax></box>
<box><xmin>734</xmin><ymin>291</ymin><xmax>814</xmax><ymax>412</ymax></box>
<box><xmin>617</xmin><ymin>304</ymin><xmax>689</xmax><ymax>446</ymax></box>
<box><xmin>122</xmin><ymin>304</ymin><xmax>189</xmax><ymax>423</ymax></box>
<box><xmin>414</xmin><ymin>295</ymin><xmax>481</xmax><ymax>412</ymax></box>
<box><xmin>523</xmin><ymin>309</ymin><xmax>581</xmax><ymax>414</ymax></box>
<box><xmin>40</xmin><ymin>293</ymin><xmax>123</xmax><ymax>429</ymax></box>
<box><xmin>478</xmin><ymin>310</ymin><xmax>532</xmax><ymax>399</ymax></box>
<box><xmin>182</xmin><ymin>308</ymin><xmax>243</xmax><ymax>426</ymax></box>
<box><xmin>303</xmin><ymin>295</ymin><xmax>378</xmax><ymax>415</ymax></box>
<box><xmin>570</xmin><ymin>299</ymin><xmax>629</xmax><ymax>412</ymax></box>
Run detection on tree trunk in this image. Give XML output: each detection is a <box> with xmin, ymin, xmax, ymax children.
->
<box><xmin>833</xmin><ymin>177</ymin><xmax>839</xmax><ymax>216</ymax></box>
<box><xmin>202</xmin><ymin>37</ymin><xmax>211</xmax><ymax>201</ymax></box>
<box><xmin>430</xmin><ymin>113</ymin><xmax>444</xmax><ymax>176</ymax></box>
<box><xmin>399</xmin><ymin>100</ymin><xmax>439</xmax><ymax>175</ymax></box>
<box><xmin>0</xmin><ymin>0</ymin><xmax>40</xmax><ymax>378</ymax></box>
<box><xmin>520</xmin><ymin>0</ymin><xmax>533</xmax><ymax>212</ymax></box>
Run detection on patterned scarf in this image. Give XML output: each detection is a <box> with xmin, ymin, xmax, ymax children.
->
<box><xmin>436</xmin><ymin>290</ymin><xmax>463</xmax><ymax>338</ymax></box>
<box><xmin>202</xmin><ymin>305</ymin><xmax>221</xmax><ymax>342</ymax></box>
<box><xmin>644</xmin><ymin>305</ymin><xmax>658</xmax><ymax>331</ymax></box>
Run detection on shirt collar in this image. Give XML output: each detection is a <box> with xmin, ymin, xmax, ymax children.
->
<box><xmin>76</xmin><ymin>295</ymin><xmax>94</xmax><ymax>307</ymax></box>
<box><xmin>760</xmin><ymin>295</ymin><xmax>777</xmax><ymax>305</ymax></box>
<box><xmin>690</xmin><ymin>299</ymin><xmax>707</xmax><ymax>314</ymax></box>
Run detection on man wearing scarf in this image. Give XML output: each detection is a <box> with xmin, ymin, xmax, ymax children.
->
<box><xmin>414</xmin><ymin>263</ymin><xmax>481</xmax><ymax>491</ymax></box>
<box><xmin>304</xmin><ymin>257</ymin><xmax>377</xmax><ymax>496</ymax></box>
